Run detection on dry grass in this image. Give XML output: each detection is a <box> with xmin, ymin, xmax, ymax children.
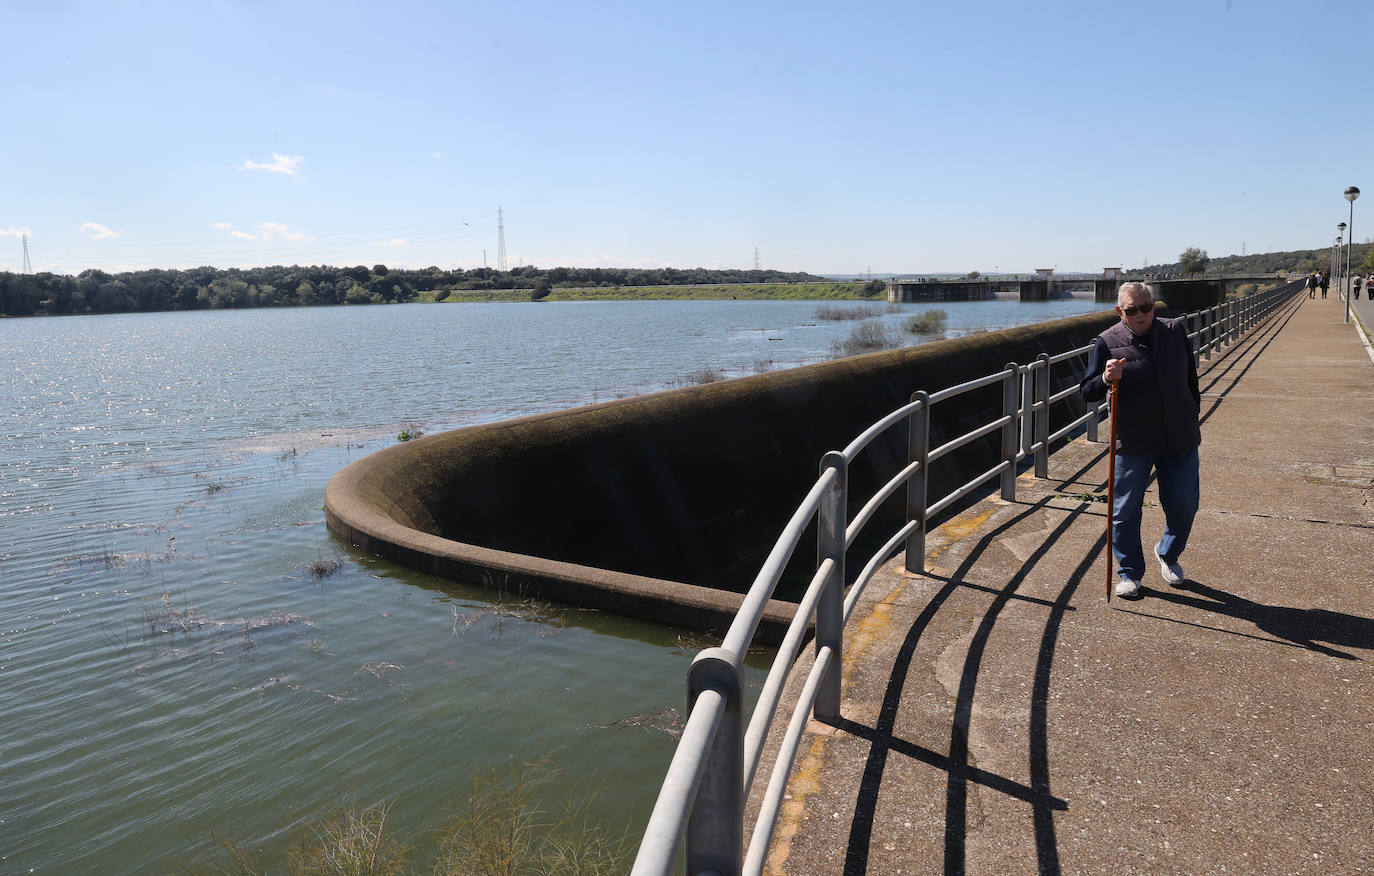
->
<box><xmin>904</xmin><ymin>309</ymin><xmax>949</xmax><ymax>335</ymax></box>
<box><xmin>432</xmin><ymin>761</ymin><xmax>629</xmax><ymax>876</ymax></box>
<box><xmin>185</xmin><ymin>761</ymin><xmax>629</xmax><ymax>875</ymax></box>
<box><xmin>829</xmin><ymin>320</ymin><xmax>902</xmax><ymax>358</ymax></box>
<box><xmin>450</xmin><ymin>596</ymin><xmax>565</xmax><ymax>638</ymax></box>
<box><xmin>667</xmin><ymin>367</ymin><xmax>725</xmax><ymax>387</ymax></box>
<box><xmin>288</xmin><ymin>800</ymin><xmax>408</xmax><ymax>876</ymax></box>
<box><xmin>588</xmin><ymin>707</ymin><xmax>683</xmax><ymax>739</ymax></box>
<box><xmin>307</xmin><ymin>556</ymin><xmax>347</xmax><ymax>579</ymax></box>
<box><xmin>815</xmin><ymin>303</ymin><xmax>883</xmax><ymax>321</ymax></box>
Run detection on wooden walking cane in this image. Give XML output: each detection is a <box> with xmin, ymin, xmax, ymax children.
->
<box><xmin>1106</xmin><ymin>380</ymin><xmax>1118</xmax><ymax>602</ymax></box>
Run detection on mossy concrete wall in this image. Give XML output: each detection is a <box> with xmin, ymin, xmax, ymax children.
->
<box><xmin>1154</xmin><ymin>279</ymin><xmax>1222</xmax><ymax>312</ymax></box>
<box><xmin>325</xmin><ymin>309</ymin><xmax>1120</xmax><ymax>640</ymax></box>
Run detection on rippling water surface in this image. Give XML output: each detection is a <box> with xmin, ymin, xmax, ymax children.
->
<box><xmin>0</xmin><ymin>298</ymin><xmax>1109</xmax><ymax>871</ymax></box>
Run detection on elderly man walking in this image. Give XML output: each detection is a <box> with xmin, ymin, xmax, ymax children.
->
<box><xmin>1081</xmin><ymin>282</ymin><xmax>1202</xmax><ymax>598</ymax></box>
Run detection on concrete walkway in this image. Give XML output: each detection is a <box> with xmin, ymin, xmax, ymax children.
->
<box><xmin>761</xmin><ymin>293</ymin><xmax>1374</xmax><ymax>874</ymax></box>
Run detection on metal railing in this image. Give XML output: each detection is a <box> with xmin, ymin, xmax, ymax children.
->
<box><xmin>631</xmin><ymin>281</ymin><xmax>1303</xmax><ymax>876</ymax></box>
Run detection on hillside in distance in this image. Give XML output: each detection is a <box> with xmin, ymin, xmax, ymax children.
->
<box><xmin>1135</xmin><ymin>243</ymin><xmax>1371</xmax><ymax>279</ymax></box>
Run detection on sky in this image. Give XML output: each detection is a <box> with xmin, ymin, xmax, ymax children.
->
<box><xmin>4</xmin><ymin>0</ymin><xmax>1372</xmax><ymax>277</ymax></box>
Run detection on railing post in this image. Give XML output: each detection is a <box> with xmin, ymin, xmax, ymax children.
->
<box><xmin>815</xmin><ymin>450</ymin><xmax>846</xmax><ymax>722</ymax></box>
<box><xmin>1085</xmin><ymin>348</ymin><xmax>1100</xmax><ymax>442</ymax></box>
<box><xmin>1232</xmin><ymin>299</ymin><xmax>1241</xmax><ymax>343</ymax></box>
<box><xmin>1019</xmin><ymin>363</ymin><xmax>1034</xmax><ymax>460</ymax></box>
<box><xmin>1000</xmin><ymin>364</ymin><xmax>1017</xmax><ymax>500</ymax></box>
<box><xmin>1034</xmin><ymin>352</ymin><xmax>1050</xmax><ymax>478</ymax></box>
<box><xmin>905</xmin><ymin>391</ymin><xmax>929</xmax><ymax>574</ymax></box>
<box><xmin>1189</xmin><ymin>311</ymin><xmax>1201</xmax><ymax>369</ymax></box>
<box><xmin>686</xmin><ymin>648</ymin><xmax>743</xmax><ymax>876</ymax></box>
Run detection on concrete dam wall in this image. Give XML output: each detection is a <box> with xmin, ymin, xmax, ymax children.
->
<box><xmin>325</xmin><ymin>309</ymin><xmax>1120</xmax><ymax>640</ymax></box>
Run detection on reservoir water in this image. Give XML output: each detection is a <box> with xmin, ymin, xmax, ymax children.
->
<box><xmin>0</xmin><ymin>298</ymin><xmax>1110</xmax><ymax>871</ymax></box>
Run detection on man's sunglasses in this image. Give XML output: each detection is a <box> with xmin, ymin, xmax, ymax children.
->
<box><xmin>1120</xmin><ymin>302</ymin><xmax>1154</xmax><ymax>316</ymax></box>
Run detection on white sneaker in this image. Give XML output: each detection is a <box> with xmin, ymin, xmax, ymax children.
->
<box><xmin>1156</xmin><ymin>551</ymin><xmax>1185</xmax><ymax>586</ymax></box>
<box><xmin>1115</xmin><ymin>575</ymin><xmax>1141</xmax><ymax>598</ymax></box>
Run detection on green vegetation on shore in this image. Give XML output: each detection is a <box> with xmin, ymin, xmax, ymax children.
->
<box><xmin>0</xmin><ymin>265</ymin><xmax>862</xmax><ymax>317</ymax></box>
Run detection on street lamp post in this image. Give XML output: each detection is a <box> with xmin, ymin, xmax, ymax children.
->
<box><xmin>1338</xmin><ymin>222</ymin><xmax>1346</xmax><ymax>298</ymax></box>
<box><xmin>1345</xmin><ymin>187</ymin><xmax>1360</xmax><ymax>324</ymax></box>
<box><xmin>1332</xmin><ymin>237</ymin><xmax>1340</xmax><ymax>289</ymax></box>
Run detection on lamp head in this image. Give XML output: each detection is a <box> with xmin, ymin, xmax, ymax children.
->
<box><xmin>1346</xmin><ymin>186</ymin><xmax>1361</xmax><ymax>202</ymax></box>
<box><xmin>1339</xmin><ymin>222</ymin><xmax>1347</xmax><ymax>232</ymax></box>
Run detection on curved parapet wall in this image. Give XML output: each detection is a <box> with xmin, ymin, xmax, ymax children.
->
<box><xmin>325</xmin><ymin>309</ymin><xmax>1120</xmax><ymax>640</ymax></box>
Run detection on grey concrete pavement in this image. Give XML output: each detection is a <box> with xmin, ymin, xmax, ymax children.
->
<box><xmin>761</xmin><ymin>293</ymin><xmax>1374</xmax><ymax>874</ymax></box>
<box><xmin>1345</xmin><ymin>282</ymin><xmax>1374</xmax><ymax>352</ymax></box>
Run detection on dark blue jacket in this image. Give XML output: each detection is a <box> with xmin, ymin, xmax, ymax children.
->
<box><xmin>1081</xmin><ymin>317</ymin><xmax>1201</xmax><ymax>457</ymax></box>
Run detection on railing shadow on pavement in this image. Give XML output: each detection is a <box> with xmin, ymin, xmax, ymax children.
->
<box><xmin>830</xmin><ymin>493</ymin><xmax>1107</xmax><ymax>876</ymax></box>
<box><xmin>1196</xmin><ymin>294</ymin><xmax>1305</xmax><ymax>425</ymax></box>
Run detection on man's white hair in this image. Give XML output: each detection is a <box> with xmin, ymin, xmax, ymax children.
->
<box><xmin>1118</xmin><ymin>281</ymin><xmax>1154</xmax><ymax>307</ymax></box>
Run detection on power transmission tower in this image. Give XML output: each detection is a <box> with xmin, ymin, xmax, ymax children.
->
<box><xmin>497</xmin><ymin>207</ymin><xmax>508</xmax><ymax>272</ymax></box>
<box><xmin>753</xmin><ymin>247</ymin><xmax>760</xmax><ymax>270</ymax></box>
<box><xmin>22</xmin><ymin>234</ymin><xmax>31</xmax><ymax>273</ymax></box>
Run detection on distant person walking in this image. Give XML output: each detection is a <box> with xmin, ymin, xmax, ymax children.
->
<box><xmin>1307</xmin><ymin>273</ymin><xmax>1319</xmax><ymax>299</ymax></box>
<box><xmin>1354</xmin><ymin>273</ymin><xmax>1363</xmax><ymax>300</ymax></box>
<box><xmin>1081</xmin><ymin>282</ymin><xmax>1201</xmax><ymax>599</ymax></box>
<box><xmin>1320</xmin><ymin>271</ymin><xmax>1330</xmax><ymax>299</ymax></box>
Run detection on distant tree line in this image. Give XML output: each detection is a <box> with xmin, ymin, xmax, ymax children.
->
<box><xmin>1131</xmin><ymin>243</ymin><xmax>1372</xmax><ymax>281</ymax></box>
<box><xmin>0</xmin><ymin>265</ymin><xmax>830</xmax><ymax>317</ymax></box>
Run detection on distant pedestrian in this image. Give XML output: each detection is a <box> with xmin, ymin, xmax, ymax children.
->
<box><xmin>1354</xmin><ymin>273</ymin><xmax>1364</xmax><ymax>300</ymax></box>
<box><xmin>1320</xmin><ymin>272</ymin><xmax>1330</xmax><ymax>299</ymax></box>
<box><xmin>1307</xmin><ymin>273</ymin><xmax>1319</xmax><ymax>299</ymax></box>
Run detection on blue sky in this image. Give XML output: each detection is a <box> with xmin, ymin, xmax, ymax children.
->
<box><xmin>4</xmin><ymin>0</ymin><xmax>1371</xmax><ymax>276</ymax></box>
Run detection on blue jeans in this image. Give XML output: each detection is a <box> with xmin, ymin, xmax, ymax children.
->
<box><xmin>1112</xmin><ymin>449</ymin><xmax>1199</xmax><ymax>581</ymax></box>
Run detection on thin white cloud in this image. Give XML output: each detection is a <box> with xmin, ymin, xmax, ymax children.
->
<box><xmin>374</xmin><ymin>238</ymin><xmax>410</xmax><ymax>248</ymax></box>
<box><xmin>80</xmin><ymin>222</ymin><xmax>121</xmax><ymax>239</ymax></box>
<box><xmin>237</xmin><ymin>153</ymin><xmax>303</xmax><ymax>175</ymax></box>
<box><xmin>1</xmin><ymin>226</ymin><xmax>33</xmax><ymax>238</ymax></box>
<box><xmin>433</xmin><ymin>151</ymin><xmax>442</xmax><ymax>159</ymax></box>
<box><xmin>258</xmin><ymin>221</ymin><xmax>315</xmax><ymax>242</ymax></box>
<box><xmin>223</xmin><ymin>222</ymin><xmax>315</xmax><ymax>242</ymax></box>
<box><xmin>211</xmin><ymin>221</ymin><xmax>233</xmax><ymax>230</ymax></box>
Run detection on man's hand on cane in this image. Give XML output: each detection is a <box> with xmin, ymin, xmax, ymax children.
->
<box><xmin>1103</xmin><ymin>357</ymin><xmax>1125</xmax><ymax>385</ymax></box>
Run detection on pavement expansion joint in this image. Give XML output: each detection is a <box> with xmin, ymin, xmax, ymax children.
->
<box><xmin>1211</xmin><ymin>508</ymin><xmax>1374</xmax><ymax>529</ymax></box>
